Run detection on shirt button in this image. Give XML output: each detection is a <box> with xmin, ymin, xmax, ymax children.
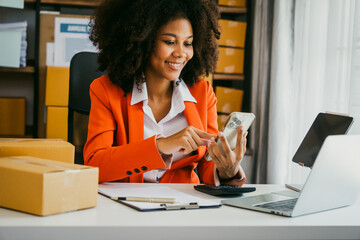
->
<box><xmin>134</xmin><ymin>168</ymin><xmax>140</xmax><ymax>173</ymax></box>
<box><xmin>141</xmin><ymin>166</ymin><xmax>148</xmax><ymax>171</ymax></box>
<box><xmin>126</xmin><ymin>171</ymin><xmax>133</xmax><ymax>175</ymax></box>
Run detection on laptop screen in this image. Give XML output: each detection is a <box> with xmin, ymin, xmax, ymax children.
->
<box><xmin>292</xmin><ymin>112</ymin><xmax>353</xmax><ymax>167</ymax></box>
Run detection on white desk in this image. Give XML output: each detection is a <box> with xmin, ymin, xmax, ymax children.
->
<box><xmin>0</xmin><ymin>184</ymin><xmax>359</xmax><ymax>240</ymax></box>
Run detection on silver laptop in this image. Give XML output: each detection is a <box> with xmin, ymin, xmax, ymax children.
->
<box><xmin>222</xmin><ymin>135</ymin><xmax>360</xmax><ymax>217</ymax></box>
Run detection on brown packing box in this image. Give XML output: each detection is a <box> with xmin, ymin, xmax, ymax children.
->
<box><xmin>0</xmin><ymin>138</ymin><xmax>74</xmax><ymax>163</ymax></box>
<box><xmin>218</xmin><ymin>0</ymin><xmax>246</xmax><ymax>7</ymax></box>
<box><xmin>46</xmin><ymin>106</ymin><xmax>68</xmax><ymax>141</ymax></box>
<box><xmin>0</xmin><ymin>97</ymin><xmax>26</xmax><ymax>136</ymax></box>
<box><xmin>217</xmin><ymin>114</ymin><xmax>229</xmax><ymax>130</ymax></box>
<box><xmin>216</xmin><ymin>86</ymin><xmax>244</xmax><ymax>114</ymax></box>
<box><xmin>45</xmin><ymin>66</ymin><xmax>70</xmax><ymax>107</ymax></box>
<box><xmin>218</xmin><ymin>19</ymin><xmax>247</xmax><ymax>48</ymax></box>
<box><xmin>216</xmin><ymin>47</ymin><xmax>244</xmax><ymax>74</ymax></box>
<box><xmin>0</xmin><ymin>156</ymin><xmax>98</xmax><ymax>216</ymax></box>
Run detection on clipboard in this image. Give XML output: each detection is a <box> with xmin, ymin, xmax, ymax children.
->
<box><xmin>98</xmin><ymin>183</ymin><xmax>221</xmax><ymax>211</ymax></box>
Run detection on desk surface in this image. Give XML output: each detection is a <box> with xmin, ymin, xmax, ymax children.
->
<box><xmin>1</xmin><ymin>184</ymin><xmax>359</xmax><ymax>240</ymax></box>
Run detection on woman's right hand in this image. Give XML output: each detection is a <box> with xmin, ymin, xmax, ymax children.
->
<box><xmin>156</xmin><ymin>126</ymin><xmax>216</xmax><ymax>155</ymax></box>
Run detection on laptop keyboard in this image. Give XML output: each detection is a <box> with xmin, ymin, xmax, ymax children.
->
<box><xmin>255</xmin><ymin>198</ymin><xmax>298</xmax><ymax>212</ymax></box>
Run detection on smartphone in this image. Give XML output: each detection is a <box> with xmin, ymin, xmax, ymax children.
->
<box><xmin>205</xmin><ymin>112</ymin><xmax>255</xmax><ymax>161</ymax></box>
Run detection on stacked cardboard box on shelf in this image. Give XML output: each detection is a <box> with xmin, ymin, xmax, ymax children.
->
<box><xmin>217</xmin><ymin>19</ymin><xmax>247</xmax><ymax>74</ymax></box>
<box><xmin>218</xmin><ymin>0</ymin><xmax>246</xmax><ymax>8</ymax></box>
<box><xmin>215</xmin><ymin>12</ymin><xmax>247</xmax><ymax>129</ymax></box>
<box><xmin>215</xmin><ymin>86</ymin><xmax>244</xmax><ymax>128</ymax></box>
<box><xmin>217</xmin><ymin>47</ymin><xmax>244</xmax><ymax>74</ymax></box>
<box><xmin>45</xmin><ymin>66</ymin><xmax>70</xmax><ymax>141</ymax></box>
<box><xmin>218</xmin><ymin>19</ymin><xmax>247</xmax><ymax>47</ymax></box>
<box><xmin>0</xmin><ymin>97</ymin><xmax>26</xmax><ymax>136</ymax></box>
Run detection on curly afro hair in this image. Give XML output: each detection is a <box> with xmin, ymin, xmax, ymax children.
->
<box><xmin>90</xmin><ymin>0</ymin><xmax>220</xmax><ymax>94</ymax></box>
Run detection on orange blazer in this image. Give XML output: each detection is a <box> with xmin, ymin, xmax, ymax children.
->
<box><xmin>84</xmin><ymin>75</ymin><xmax>246</xmax><ymax>185</ymax></box>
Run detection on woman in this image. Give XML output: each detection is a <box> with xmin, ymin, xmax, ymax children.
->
<box><xmin>84</xmin><ymin>0</ymin><xmax>248</xmax><ymax>185</ymax></box>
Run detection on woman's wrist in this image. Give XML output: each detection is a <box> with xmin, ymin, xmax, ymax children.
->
<box><xmin>217</xmin><ymin>169</ymin><xmax>236</xmax><ymax>181</ymax></box>
<box><xmin>217</xmin><ymin>167</ymin><xmax>244</xmax><ymax>184</ymax></box>
<box><xmin>216</xmin><ymin>165</ymin><xmax>239</xmax><ymax>179</ymax></box>
<box><xmin>155</xmin><ymin>134</ymin><xmax>168</xmax><ymax>155</ymax></box>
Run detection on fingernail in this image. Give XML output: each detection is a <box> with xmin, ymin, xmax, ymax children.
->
<box><xmin>218</xmin><ymin>131</ymin><xmax>224</xmax><ymax>138</ymax></box>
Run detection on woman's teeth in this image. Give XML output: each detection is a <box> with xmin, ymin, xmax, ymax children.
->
<box><xmin>167</xmin><ymin>62</ymin><xmax>181</xmax><ymax>67</ymax></box>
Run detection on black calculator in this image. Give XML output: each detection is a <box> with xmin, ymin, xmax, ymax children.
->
<box><xmin>194</xmin><ymin>184</ymin><xmax>256</xmax><ymax>196</ymax></box>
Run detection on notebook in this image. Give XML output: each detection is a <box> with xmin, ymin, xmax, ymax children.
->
<box><xmin>98</xmin><ymin>183</ymin><xmax>221</xmax><ymax>211</ymax></box>
<box><xmin>222</xmin><ymin>135</ymin><xmax>360</xmax><ymax>217</ymax></box>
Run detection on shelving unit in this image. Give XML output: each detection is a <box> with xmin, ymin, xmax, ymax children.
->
<box><xmin>218</xmin><ymin>6</ymin><xmax>247</xmax><ymax>14</ymax></box>
<box><xmin>212</xmin><ymin>2</ymin><xmax>251</xmax><ymax>119</ymax></box>
<box><xmin>0</xmin><ymin>0</ymin><xmax>38</xmax><ymax>137</ymax></box>
<box><xmin>217</xmin><ymin>4</ymin><xmax>248</xmax><ymax>78</ymax></box>
<box><xmin>0</xmin><ymin>66</ymin><xmax>35</xmax><ymax>73</ymax></box>
<box><xmin>214</xmin><ymin>73</ymin><xmax>244</xmax><ymax>81</ymax></box>
<box><xmin>40</xmin><ymin>0</ymin><xmax>101</xmax><ymax>7</ymax></box>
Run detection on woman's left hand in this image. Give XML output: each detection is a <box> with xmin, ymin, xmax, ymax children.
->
<box><xmin>207</xmin><ymin>126</ymin><xmax>248</xmax><ymax>180</ymax></box>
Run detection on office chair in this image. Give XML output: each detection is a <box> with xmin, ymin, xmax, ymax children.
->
<box><xmin>68</xmin><ymin>51</ymin><xmax>106</xmax><ymax>164</ymax></box>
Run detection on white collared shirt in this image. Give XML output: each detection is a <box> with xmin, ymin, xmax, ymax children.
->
<box><xmin>130</xmin><ymin>79</ymin><xmax>197</xmax><ymax>182</ymax></box>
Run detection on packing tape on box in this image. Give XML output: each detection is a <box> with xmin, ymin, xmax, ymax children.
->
<box><xmin>8</xmin><ymin>157</ymin><xmax>80</xmax><ymax>172</ymax></box>
<box><xmin>62</xmin><ymin>170</ymin><xmax>81</xmax><ymax>212</ymax></box>
<box><xmin>0</xmin><ymin>138</ymin><xmax>65</xmax><ymax>143</ymax></box>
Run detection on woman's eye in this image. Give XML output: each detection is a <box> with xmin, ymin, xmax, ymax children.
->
<box><xmin>184</xmin><ymin>42</ymin><xmax>193</xmax><ymax>47</ymax></box>
<box><xmin>164</xmin><ymin>41</ymin><xmax>175</xmax><ymax>45</ymax></box>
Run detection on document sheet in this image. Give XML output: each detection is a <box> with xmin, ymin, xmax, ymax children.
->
<box><xmin>98</xmin><ymin>183</ymin><xmax>221</xmax><ymax>211</ymax></box>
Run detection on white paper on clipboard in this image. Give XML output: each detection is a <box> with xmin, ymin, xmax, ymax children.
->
<box><xmin>98</xmin><ymin>183</ymin><xmax>221</xmax><ymax>211</ymax></box>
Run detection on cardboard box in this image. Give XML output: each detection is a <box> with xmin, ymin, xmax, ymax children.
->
<box><xmin>216</xmin><ymin>86</ymin><xmax>244</xmax><ymax>114</ymax></box>
<box><xmin>218</xmin><ymin>19</ymin><xmax>247</xmax><ymax>48</ymax></box>
<box><xmin>46</xmin><ymin>106</ymin><xmax>68</xmax><ymax>141</ymax></box>
<box><xmin>0</xmin><ymin>138</ymin><xmax>74</xmax><ymax>163</ymax></box>
<box><xmin>45</xmin><ymin>66</ymin><xmax>70</xmax><ymax>107</ymax></box>
<box><xmin>216</xmin><ymin>47</ymin><xmax>244</xmax><ymax>74</ymax></box>
<box><xmin>0</xmin><ymin>97</ymin><xmax>26</xmax><ymax>136</ymax></box>
<box><xmin>218</xmin><ymin>0</ymin><xmax>246</xmax><ymax>7</ymax></box>
<box><xmin>0</xmin><ymin>156</ymin><xmax>98</xmax><ymax>216</ymax></box>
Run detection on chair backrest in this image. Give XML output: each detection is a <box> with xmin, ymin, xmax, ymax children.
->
<box><xmin>68</xmin><ymin>51</ymin><xmax>106</xmax><ymax>164</ymax></box>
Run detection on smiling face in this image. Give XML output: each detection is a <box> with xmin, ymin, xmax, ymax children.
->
<box><xmin>146</xmin><ymin>18</ymin><xmax>194</xmax><ymax>82</ymax></box>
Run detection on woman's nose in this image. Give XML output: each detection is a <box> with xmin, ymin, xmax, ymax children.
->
<box><xmin>173</xmin><ymin>46</ymin><xmax>187</xmax><ymax>58</ymax></box>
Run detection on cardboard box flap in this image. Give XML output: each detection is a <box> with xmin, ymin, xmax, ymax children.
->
<box><xmin>0</xmin><ymin>138</ymin><xmax>75</xmax><ymax>163</ymax></box>
<box><xmin>0</xmin><ymin>156</ymin><xmax>90</xmax><ymax>174</ymax></box>
<box><xmin>0</xmin><ymin>138</ymin><xmax>66</xmax><ymax>145</ymax></box>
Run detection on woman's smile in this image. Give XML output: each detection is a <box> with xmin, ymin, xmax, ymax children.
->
<box><xmin>165</xmin><ymin>61</ymin><xmax>184</xmax><ymax>71</ymax></box>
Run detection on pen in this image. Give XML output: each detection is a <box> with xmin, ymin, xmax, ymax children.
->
<box><xmin>111</xmin><ymin>196</ymin><xmax>176</xmax><ymax>204</ymax></box>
